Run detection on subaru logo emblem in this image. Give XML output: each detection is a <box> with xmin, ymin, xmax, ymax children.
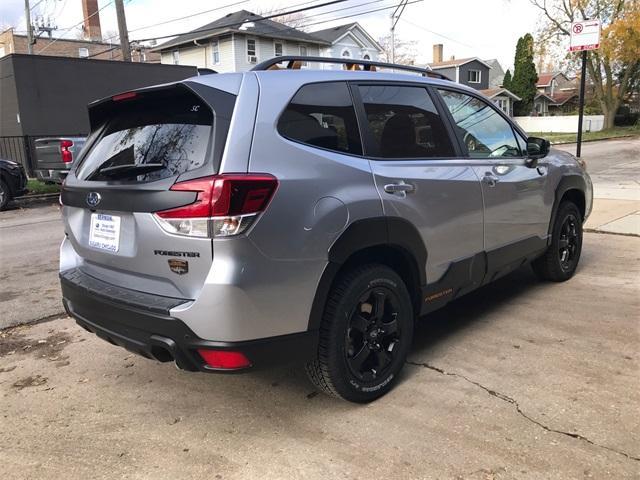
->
<box><xmin>86</xmin><ymin>192</ymin><xmax>101</xmax><ymax>208</ymax></box>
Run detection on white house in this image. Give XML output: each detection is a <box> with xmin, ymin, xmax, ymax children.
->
<box><xmin>152</xmin><ymin>10</ymin><xmax>329</xmax><ymax>72</ymax></box>
<box><xmin>153</xmin><ymin>12</ymin><xmax>383</xmax><ymax>73</ymax></box>
<box><xmin>310</xmin><ymin>22</ymin><xmax>383</xmax><ymax>67</ymax></box>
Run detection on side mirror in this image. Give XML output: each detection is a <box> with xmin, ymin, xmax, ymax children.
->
<box><xmin>526</xmin><ymin>136</ymin><xmax>550</xmax><ymax>162</ymax></box>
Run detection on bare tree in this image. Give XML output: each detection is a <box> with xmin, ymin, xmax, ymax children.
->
<box><xmin>254</xmin><ymin>8</ymin><xmax>308</xmax><ymax>30</ymax></box>
<box><xmin>377</xmin><ymin>34</ymin><xmax>418</xmax><ymax>65</ymax></box>
<box><xmin>530</xmin><ymin>0</ymin><xmax>640</xmax><ymax>128</ymax></box>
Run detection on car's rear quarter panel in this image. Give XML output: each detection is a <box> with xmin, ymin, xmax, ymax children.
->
<box><xmin>174</xmin><ymin>72</ymin><xmax>385</xmax><ymax>342</ymax></box>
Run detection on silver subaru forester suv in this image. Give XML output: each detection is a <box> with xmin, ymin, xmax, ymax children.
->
<box><xmin>59</xmin><ymin>57</ymin><xmax>592</xmax><ymax>402</ymax></box>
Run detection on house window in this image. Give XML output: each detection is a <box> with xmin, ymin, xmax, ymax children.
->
<box><xmin>274</xmin><ymin>42</ymin><xmax>283</xmax><ymax>57</ymax></box>
<box><xmin>495</xmin><ymin>98</ymin><xmax>508</xmax><ymax>114</ymax></box>
<box><xmin>172</xmin><ymin>50</ymin><xmax>180</xmax><ymax>65</ymax></box>
<box><xmin>341</xmin><ymin>49</ymin><xmax>351</xmax><ymax>58</ymax></box>
<box><xmin>468</xmin><ymin>69</ymin><xmax>481</xmax><ymax>83</ymax></box>
<box><xmin>78</xmin><ymin>47</ymin><xmax>89</xmax><ymax>58</ymax></box>
<box><xmin>299</xmin><ymin>45</ymin><xmax>308</xmax><ymax>66</ymax></box>
<box><xmin>363</xmin><ymin>54</ymin><xmax>370</xmax><ymax>60</ymax></box>
<box><xmin>211</xmin><ymin>40</ymin><xmax>220</xmax><ymax>64</ymax></box>
<box><xmin>247</xmin><ymin>38</ymin><xmax>256</xmax><ymax>60</ymax></box>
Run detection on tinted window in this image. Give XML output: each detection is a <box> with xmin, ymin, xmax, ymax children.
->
<box><xmin>438</xmin><ymin>89</ymin><xmax>521</xmax><ymax>158</ymax></box>
<box><xmin>78</xmin><ymin>89</ymin><xmax>213</xmax><ymax>182</ymax></box>
<box><xmin>358</xmin><ymin>85</ymin><xmax>454</xmax><ymax>159</ymax></box>
<box><xmin>278</xmin><ymin>82</ymin><xmax>362</xmax><ymax>155</ymax></box>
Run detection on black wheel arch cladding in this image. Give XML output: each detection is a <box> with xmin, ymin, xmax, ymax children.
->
<box><xmin>548</xmin><ymin>175</ymin><xmax>587</xmax><ymax>244</ymax></box>
<box><xmin>308</xmin><ymin>217</ymin><xmax>427</xmax><ymax>331</ymax></box>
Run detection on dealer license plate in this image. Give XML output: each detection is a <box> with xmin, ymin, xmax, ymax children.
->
<box><xmin>88</xmin><ymin>213</ymin><xmax>121</xmax><ymax>252</ymax></box>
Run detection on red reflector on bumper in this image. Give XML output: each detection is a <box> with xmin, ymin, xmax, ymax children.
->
<box><xmin>197</xmin><ymin>349</ymin><xmax>251</xmax><ymax>369</ymax></box>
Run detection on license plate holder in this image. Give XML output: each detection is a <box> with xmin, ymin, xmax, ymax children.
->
<box><xmin>88</xmin><ymin>213</ymin><xmax>121</xmax><ymax>252</ymax></box>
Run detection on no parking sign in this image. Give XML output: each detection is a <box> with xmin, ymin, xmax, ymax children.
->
<box><xmin>570</xmin><ymin>20</ymin><xmax>601</xmax><ymax>51</ymax></box>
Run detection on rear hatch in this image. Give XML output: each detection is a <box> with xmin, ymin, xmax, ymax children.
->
<box><xmin>60</xmin><ymin>83</ymin><xmax>236</xmax><ymax>299</ymax></box>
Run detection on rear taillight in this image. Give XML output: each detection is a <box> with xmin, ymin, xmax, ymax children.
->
<box><xmin>60</xmin><ymin>140</ymin><xmax>73</xmax><ymax>163</ymax></box>
<box><xmin>197</xmin><ymin>349</ymin><xmax>251</xmax><ymax>370</ymax></box>
<box><xmin>153</xmin><ymin>174</ymin><xmax>278</xmax><ymax>238</ymax></box>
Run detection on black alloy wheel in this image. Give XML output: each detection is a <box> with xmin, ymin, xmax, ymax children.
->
<box><xmin>306</xmin><ymin>264</ymin><xmax>414</xmax><ymax>403</ymax></box>
<box><xmin>346</xmin><ymin>288</ymin><xmax>402</xmax><ymax>382</ymax></box>
<box><xmin>532</xmin><ymin>201</ymin><xmax>583</xmax><ymax>282</ymax></box>
<box><xmin>558</xmin><ymin>213</ymin><xmax>580</xmax><ymax>272</ymax></box>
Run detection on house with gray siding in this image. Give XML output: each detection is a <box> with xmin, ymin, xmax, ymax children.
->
<box><xmin>152</xmin><ymin>10</ymin><xmax>329</xmax><ymax>72</ymax></box>
<box><xmin>427</xmin><ymin>45</ymin><xmax>520</xmax><ymax>117</ymax></box>
<box><xmin>485</xmin><ymin>59</ymin><xmax>505</xmax><ymax>88</ymax></box>
<box><xmin>428</xmin><ymin>56</ymin><xmax>492</xmax><ymax>90</ymax></box>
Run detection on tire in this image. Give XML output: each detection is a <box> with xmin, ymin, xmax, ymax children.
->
<box><xmin>0</xmin><ymin>180</ymin><xmax>11</xmax><ymax>211</ymax></box>
<box><xmin>306</xmin><ymin>264</ymin><xmax>414</xmax><ymax>403</ymax></box>
<box><xmin>532</xmin><ymin>201</ymin><xmax>583</xmax><ymax>282</ymax></box>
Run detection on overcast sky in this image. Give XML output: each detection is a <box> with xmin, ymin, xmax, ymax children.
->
<box><xmin>1</xmin><ymin>0</ymin><xmax>545</xmax><ymax>69</ymax></box>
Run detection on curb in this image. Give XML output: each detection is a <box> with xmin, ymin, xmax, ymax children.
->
<box><xmin>15</xmin><ymin>192</ymin><xmax>60</xmax><ymax>201</ymax></box>
<box><xmin>585</xmin><ymin>228</ymin><xmax>640</xmax><ymax>238</ymax></box>
<box><xmin>550</xmin><ymin>134</ymin><xmax>639</xmax><ymax>145</ymax></box>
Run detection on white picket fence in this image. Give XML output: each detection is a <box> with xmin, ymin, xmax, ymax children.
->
<box><xmin>514</xmin><ymin>115</ymin><xmax>605</xmax><ymax>133</ymax></box>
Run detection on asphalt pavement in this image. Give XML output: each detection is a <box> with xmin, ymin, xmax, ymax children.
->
<box><xmin>0</xmin><ymin>201</ymin><xmax>64</xmax><ymax>329</ymax></box>
<box><xmin>0</xmin><ymin>138</ymin><xmax>638</xmax><ymax>479</ymax></box>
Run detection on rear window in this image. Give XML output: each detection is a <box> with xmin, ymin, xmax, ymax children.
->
<box><xmin>77</xmin><ymin>88</ymin><xmax>213</xmax><ymax>182</ymax></box>
<box><xmin>277</xmin><ymin>82</ymin><xmax>363</xmax><ymax>155</ymax></box>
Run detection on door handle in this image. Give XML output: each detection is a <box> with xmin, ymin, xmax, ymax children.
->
<box><xmin>482</xmin><ymin>173</ymin><xmax>499</xmax><ymax>187</ymax></box>
<box><xmin>384</xmin><ymin>181</ymin><xmax>415</xmax><ymax>194</ymax></box>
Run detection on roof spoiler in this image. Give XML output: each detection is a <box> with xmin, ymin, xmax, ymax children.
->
<box><xmin>250</xmin><ymin>56</ymin><xmax>451</xmax><ymax>80</ymax></box>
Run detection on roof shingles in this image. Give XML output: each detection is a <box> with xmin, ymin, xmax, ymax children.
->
<box><xmin>154</xmin><ymin>10</ymin><xmax>329</xmax><ymax>51</ymax></box>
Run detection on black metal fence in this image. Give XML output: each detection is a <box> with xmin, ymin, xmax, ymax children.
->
<box><xmin>0</xmin><ymin>136</ymin><xmax>34</xmax><ymax>175</ymax></box>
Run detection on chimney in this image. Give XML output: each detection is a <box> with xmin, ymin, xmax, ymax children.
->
<box><xmin>433</xmin><ymin>44</ymin><xmax>443</xmax><ymax>63</ymax></box>
<box><xmin>82</xmin><ymin>0</ymin><xmax>102</xmax><ymax>41</ymax></box>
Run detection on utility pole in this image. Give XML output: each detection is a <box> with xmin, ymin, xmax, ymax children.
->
<box><xmin>114</xmin><ymin>0</ymin><xmax>131</xmax><ymax>61</ymax></box>
<box><xmin>390</xmin><ymin>0</ymin><xmax>408</xmax><ymax>63</ymax></box>
<box><xmin>24</xmin><ymin>0</ymin><xmax>34</xmax><ymax>54</ymax></box>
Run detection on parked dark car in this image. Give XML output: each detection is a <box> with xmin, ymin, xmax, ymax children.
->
<box><xmin>0</xmin><ymin>159</ymin><xmax>28</xmax><ymax>210</ymax></box>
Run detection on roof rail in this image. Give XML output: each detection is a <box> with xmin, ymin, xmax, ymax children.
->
<box><xmin>250</xmin><ymin>56</ymin><xmax>451</xmax><ymax>80</ymax></box>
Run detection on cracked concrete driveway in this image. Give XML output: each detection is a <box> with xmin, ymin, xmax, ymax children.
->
<box><xmin>1</xmin><ymin>232</ymin><xmax>638</xmax><ymax>479</ymax></box>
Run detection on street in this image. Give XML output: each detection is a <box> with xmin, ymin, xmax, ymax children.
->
<box><xmin>0</xmin><ymin>202</ymin><xmax>64</xmax><ymax>329</ymax></box>
<box><xmin>1</xmin><ymin>138</ymin><xmax>639</xmax><ymax>479</ymax></box>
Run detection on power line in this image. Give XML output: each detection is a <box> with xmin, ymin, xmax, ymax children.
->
<box><xmin>133</xmin><ymin>0</ymin><xmax>348</xmax><ymax>43</ymax></box>
<box><xmin>128</xmin><ymin>0</ymin><xmax>388</xmax><ymax>43</ymax></box>
<box><xmin>101</xmin><ymin>0</ymin><xmax>252</xmax><ymax>42</ymax></box>
<box><xmin>399</xmin><ymin>17</ymin><xmax>474</xmax><ymax>49</ymax></box>
<box><xmin>88</xmin><ymin>0</ymin><xmax>398</xmax><ymax>59</ymax></box>
<box><xmin>286</xmin><ymin>0</ymin><xmax>424</xmax><ymax>33</ymax></box>
<box><xmin>36</xmin><ymin>0</ymin><xmax>116</xmax><ymax>53</ymax></box>
<box><xmin>135</xmin><ymin>0</ymin><xmax>420</xmax><ymax>47</ymax></box>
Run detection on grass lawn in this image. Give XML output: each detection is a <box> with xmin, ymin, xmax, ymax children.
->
<box><xmin>26</xmin><ymin>179</ymin><xmax>61</xmax><ymax>195</ymax></box>
<box><xmin>528</xmin><ymin>125</ymin><xmax>640</xmax><ymax>144</ymax></box>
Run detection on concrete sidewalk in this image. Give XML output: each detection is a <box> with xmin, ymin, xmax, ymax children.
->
<box><xmin>586</xmin><ymin>199</ymin><xmax>640</xmax><ymax>236</ymax></box>
<box><xmin>557</xmin><ymin>138</ymin><xmax>639</xmax><ymax>236</ymax></box>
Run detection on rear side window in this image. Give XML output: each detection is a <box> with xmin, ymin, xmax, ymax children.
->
<box><xmin>357</xmin><ymin>85</ymin><xmax>455</xmax><ymax>159</ymax></box>
<box><xmin>278</xmin><ymin>82</ymin><xmax>363</xmax><ymax>155</ymax></box>
<box><xmin>77</xmin><ymin>88</ymin><xmax>213</xmax><ymax>182</ymax></box>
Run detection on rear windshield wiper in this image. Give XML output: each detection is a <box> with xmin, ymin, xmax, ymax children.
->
<box><xmin>92</xmin><ymin>163</ymin><xmax>165</xmax><ymax>179</ymax></box>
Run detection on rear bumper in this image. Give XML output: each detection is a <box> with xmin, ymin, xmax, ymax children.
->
<box><xmin>60</xmin><ymin>268</ymin><xmax>318</xmax><ymax>372</ymax></box>
<box><xmin>36</xmin><ymin>169</ymin><xmax>69</xmax><ymax>184</ymax></box>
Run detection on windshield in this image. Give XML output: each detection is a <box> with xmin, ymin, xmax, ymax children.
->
<box><xmin>77</xmin><ymin>89</ymin><xmax>213</xmax><ymax>182</ymax></box>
